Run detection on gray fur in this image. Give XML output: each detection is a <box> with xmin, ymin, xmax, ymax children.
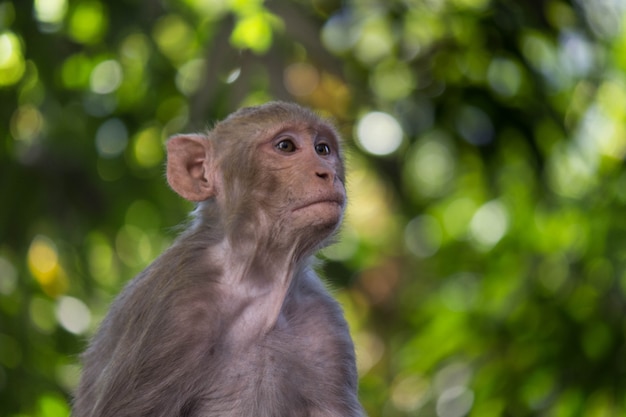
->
<box><xmin>72</xmin><ymin>103</ymin><xmax>364</xmax><ymax>417</ymax></box>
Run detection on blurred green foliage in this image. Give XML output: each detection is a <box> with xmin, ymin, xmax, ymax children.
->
<box><xmin>2</xmin><ymin>0</ymin><xmax>626</xmax><ymax>415</ymax></box>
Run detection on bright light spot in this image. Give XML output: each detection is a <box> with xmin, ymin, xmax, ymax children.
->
<box><xmin>0</xmin><ymin>32</ymin><xmax>15</xmax><ymax>64</ymax></box>
<box><xmin>68</xmin><ymin>1</ymin><xmax>107</xmax><ymax>44</ymax></box>
<box><xmin>487</xmin><ymin>57</ymin><xmax>521</xmax><ymax>97</ymax></box>
<box><xmin>521</xmin><ymin>32</ymin><xmax>554</xmax><ymax>71</ymax></box>
<box><xmin>403</xmin><ymin>10</ymin><xmax>444</xmax><ymax>59</ymax></box>
<box><xmin>597</xmin><ymin>80</ymin><xmax>626</xmax><ymax>126</ymax></box>
<box><xmin>230</xmin><ymin>12</ymin><xmax>276</xmax><ymax>54</ymax></box>
<box><xmin>456</xmin><ymin>106</ymin><xmax>494</xmax><ymax>146</ymax></box>
<box><xmin>469</xmin><ymin>200</ymin><xmax>509</xmax><ymax>250</ymax></box>
<box><xmin>404</xmin><ymin>132</ymin><xmax>455</xmax><ymax>199</ymax></box>
<box><xmin>580</xmin><ymin>113</ymin><xmax>615</xmax><ymax>160</ymax></box>
<box><xmin>185</xmin><ymin>0</ymin><xmax>230</xmax><ymax>17</ymax></box>
<box><xmin>442</xmin><ymin>198</ymin><xmax>477</xmax><ymax>239</ymax></box>
<box><xmin>356</xmin><ymin>111</ymin><xmax>403</xmax><ymax>156</ymax></box>
<box><xmin>132</xmin><ymin>126</ymin><xmax>164</xmax><ymax>168</ymax></box>
<box><xmin>434</xmin><ymin>362</ymin><xmax>472</xmax><ymax>394</ymax></box>
<box><xmin>284</xmin><ymin>62</ymin><xmax>319</xmax><ymax>96</ymax></box>
<box><xmin>27</xmin><ymin>235</ymin><xmax>59</xmax><ymax>286</ymax></box>
<box><xmin>37</xmin><ymin>394</ymin><xmax>70</xmax><ymax>416</ymax></box>
<box><xmin>371</xmin><ymin>60</ymin><xmax>415</xmax><ymax>101</ymax></box>
<box><xmin>546</xmin><ymin>2</ymin><xmax>576</xmax><ymax>29</ymax></box>
<box><xmin>559</xmin><ymin>31</ymin><xmax>594</xmax><ymax>77</ymax></box>
<box><xmin>61</xmin><ymin>53</ymin><xmax>91</xmax><ymax>89</ymax></box>
<box><xmin>10</xmin><ymin>105</ymin><xmax>44</xmax><ymax>143</ymax></box>
<box><xmin>120</xmin><ymin>33</ymin><xmax>150</xmax><ymax>64</ymax></box>
<box><xmin>434</xmin><ymin>362</ymin><xmax>474</xmax><ymax>417</ymax></box>
<box><xmin>354</xmin><ymin>330</ymin><xmax>385</xmax><ymax>375</ymax></box>
<box><xmin>34</xmin><ymin>0</ymin><xmax>67</xmax><ymax>29</ymax></box>
<box><xmin>153</xmin><ymin>14</ymin><xmax>196</xmax><ymax>63</ymax></box>
<box><xmin>0</xmin><ymin>31</ymin><xmax>25</xmax><ymax>87</ymax></box>
<box><xmin>56</xmin><ymin>363</ymin><xmax>82</xmax><ymax>393</ymax></box>
<box><xmin>116</xmin><ymin>225</ymin><xmax>153</xmax><ymax>267</ymax></box>
<box><xmin>90</xmin><ymin>59</ymin><xmax>123</xmax><ymax>94</ymax></box>
<box><xmin>56</xmin><ymin>296</ymin><xmax>91</xmax><ymax>335</ymax></box>
<box><xmin>27</xmin><ymin>235</ymin><xmax>68</xmax><ymax>297</ymax></box>
<box><xmin>321</xmin><ymin>12</ymin><xmax>355</xmax><ymax>54</ymax></box>
<box><xmin>344</xmin><ymin>165</ymin><xmax>394</xmax><ymax>242</ymax></box>
<box><xmin>391</xmin><ymin>375</ymin><xmax>431</xmax><ymax>412</ymax></box>
<box><xmin>574</xmin><ymin>100</ymin><xmax>626</xmax><ymax>161</ymax></box>
<box><xmin>579</xmin><ymin>1</ymin><xmax>626</xmax><ymax>39</ymax></box>
<box><xmin>354</xmin><ymin>17</ymin><xmax>394</xmax><ymax>64</ymax></box>
<box><xmin>231</xmin><ymin>0</ymin><xmax>266</xmax><ymax>16</ymax></box>
<box><xmin>546</xmin><ymin>142</ymin><xmax>595</xmax><ymax>199</ymax></box>
<box><xmin>176</xmin><ymin>58</ymin><xmax>205</xmax><ymax>95</ymax></box>
<box><xmin>95</xmin><ymin>118</ymin><xmax>128</xmax><ymax>158</ymax></box>
<box><xmin>520</xmin><ymin>32</ymin><xmax>561</xmax><ymax>87</ymax></box>
<box><xmin>226</xmin><ymin>68</ymin><xmax>241</xmax><ymax>84</ymax></box>
<box><xmin>437</xmin><ymin>386</ymin><xmax>475</xmax><ymax>417</ymax></box>
<box><xmin>0</xmin><ymin>257</ymin><xmax>17</xmax><ymax>295</ymax></box>
<box><xmin>87</xmin><ymin>232</ymin><xmax>115</xmax><ymax>284</ymax></box>
<box><xmin>404</xmin><ymin>215</ymin><xmax>442</xmax><ymax>258</ymax></box>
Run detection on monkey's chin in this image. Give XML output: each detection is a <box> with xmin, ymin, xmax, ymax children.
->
<box><xmin>292</xmin><ymin>201</ymin><xmax>343</xmax><ymax>235</ymax></box>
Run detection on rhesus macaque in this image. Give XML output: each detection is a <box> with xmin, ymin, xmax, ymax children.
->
<box><xmin>73</xmin><ymin>102</ymin><xmax>364</xmax><ymax>417</ymax></box>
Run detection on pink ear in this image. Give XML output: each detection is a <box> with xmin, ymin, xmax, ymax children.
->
<box><xmin>166</xmin><ymin>134</ymin><xmax>217</xmax><ymax>202</ymax></box>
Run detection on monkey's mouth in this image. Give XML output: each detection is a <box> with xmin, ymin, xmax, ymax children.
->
<box><xmin>293</xmin><ymin>197</ymin><xmax>345</xmax><ymax>212</ymax></box>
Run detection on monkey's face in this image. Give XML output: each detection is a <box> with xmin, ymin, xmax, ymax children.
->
<box><xmin>262</xmin><ymin>125</ymin><xmax>346</xmax><ymax>233</ymax></box>
<box><xmin>220</xmin><ymin>121</ymin><xmax>346</xmax><ymax>249</ymax></box>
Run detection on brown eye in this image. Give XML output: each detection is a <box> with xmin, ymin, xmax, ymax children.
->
<box><xmin>276</xmin><ymin>139</ymin><xmax>296</xmax><ymax>153</ymax></box>
<box><xmin>315</xmin><ymin>143</ymin><xmax>331</xmax><ymax>156</ymax></box>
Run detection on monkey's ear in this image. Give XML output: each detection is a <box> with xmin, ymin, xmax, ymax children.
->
<box><xmin>166</xmin><ymin>134</ymin><xmax>218</xmax><ymax>202</ymax></box>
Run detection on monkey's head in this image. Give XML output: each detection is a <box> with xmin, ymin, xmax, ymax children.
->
<box><xmin>166</xmin><ymin>102</ymin><xmax>346</xmax><ymax>254</ymax></box>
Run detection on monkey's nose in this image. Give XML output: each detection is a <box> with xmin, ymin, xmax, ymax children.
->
<box><xmin>316</xmin><ymin>169</ymin><xmax>336</xmax><ymax>182</ymax></box>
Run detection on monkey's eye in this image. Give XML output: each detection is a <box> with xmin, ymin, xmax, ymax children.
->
<box><xmin>315</xmin><ymin>143</ymin><xmax>331</xmax><ymax>156</ymax></box>
<box><xmin>276</xmin><ymin>139</ymin><xmax>297</xmax><ymax>153</ymax></box>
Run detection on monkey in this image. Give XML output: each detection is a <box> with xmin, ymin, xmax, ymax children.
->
<box><xmin>72</xmin><ymin>102</ymin><xmax>364</xmax><ymax>417</ymax></box>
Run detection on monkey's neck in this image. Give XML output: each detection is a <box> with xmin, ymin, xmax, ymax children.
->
<box><xmin>190</xmin><ymin>202</ymin><xmax>318</xmax><ymax>340</ymax></box>
<box><xmin>209</xmin><ymin>237</ymin><xmax>305</xmax><ymax>342</ymax></box>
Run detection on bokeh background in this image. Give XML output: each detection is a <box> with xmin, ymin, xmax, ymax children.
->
<box><xmin>2</xmin><ymin>0</ymin><xmax>626</xmax><ymax>415</ymax></box>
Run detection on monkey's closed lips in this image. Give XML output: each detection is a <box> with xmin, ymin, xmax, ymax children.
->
<box><xmin>293</xmin><ymin>197</ymin><xmax>345</xmax><ymax>212</ymax></box>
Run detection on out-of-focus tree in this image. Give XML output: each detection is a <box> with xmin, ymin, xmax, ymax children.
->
<box><xmin>2</xmin><ymin>0</ymin><xmax>626</xmax><ymax>416</ymax></box>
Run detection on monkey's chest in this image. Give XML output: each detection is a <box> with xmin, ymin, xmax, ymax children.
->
<box><xmin>230</xmin><ymin>327</ymin><xmax>335</xmax><ymax>389</ymax></box>
<box><xmin>199</xmin><ymin>318</ymin><xmax>349</xmax><ymax>415</ymax></box>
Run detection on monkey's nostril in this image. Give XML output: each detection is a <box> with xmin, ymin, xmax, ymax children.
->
<box><xmin>316</xmin><ymin>172</ymin><xmax>331</xmax><ymax>180</ymax></box>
